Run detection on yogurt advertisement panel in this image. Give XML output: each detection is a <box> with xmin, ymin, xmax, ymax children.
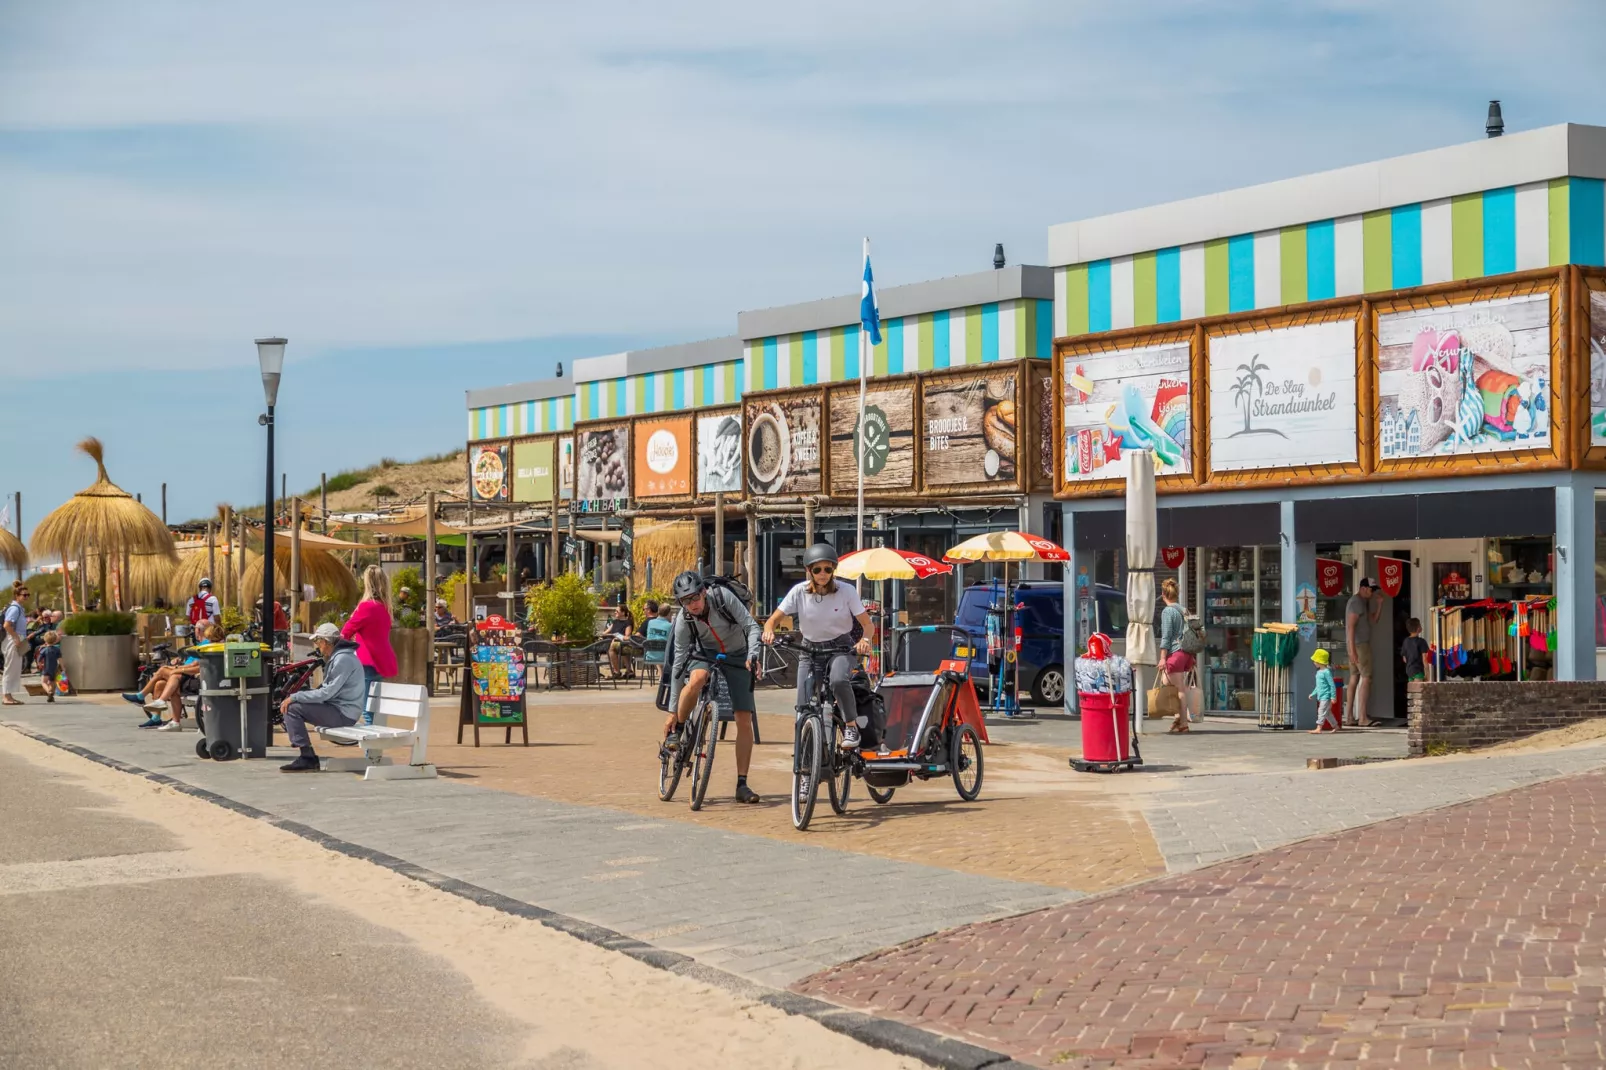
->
<box><xmin>632</xmin><ymin>415</ymin><xmax>692</xmax><ymax>498</ymax></box>
<box><xmin>1207</xmin><ymin>319</ymin><xmax>1357</xmax><ymax>473</ymax></box>
<box><xmin>696</xmin><ymin>410</ymin><xmax>743</xmax><ymax>494</ymax></box>
<box><xmin>746</xmin><ymin>394</ymin><xmax>822</xmax><ymax>495</ymax></box>
<box><xmin>1377</xmin><ymin>293</ymin><xmax>1550</xmax><ymax>460</ymax></box>
<box><xmin>922</xmin><ymin>370</ymin><xmax>1018</xmax><ymax>489</ymax></box>
<box><xmin>1588</xmin><ymin>289</ymin><xmax>1606</xmax><ymax>445</ymax></box>
<box><xmin>829</xmin><ymin>381</ymin><xmax>916</xmax><ymax>493</ymax></box>
<box><xmin>1062</xmin><ymin>340</ymin><xmax>1190</xmax><ymax>482</ymax></box>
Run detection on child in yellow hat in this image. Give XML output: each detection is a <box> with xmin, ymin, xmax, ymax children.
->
<box><xmin>1309</xmin><ymin>647</ymin><xmax>1338</xmax><ymax>733</ymax></box>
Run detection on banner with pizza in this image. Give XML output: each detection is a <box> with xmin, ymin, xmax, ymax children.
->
<box><xmin>470</xmin><ymin>443</ymin><xmax>510</xmax><ymax>502</ymax></box>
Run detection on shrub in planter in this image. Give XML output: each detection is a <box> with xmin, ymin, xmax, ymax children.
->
<box><xmin>60</xmin><ymin>611</ymin><xmax>136</xmax><ymax>636</ymax></box>
<box><xmin>526</xmin><ymin>573</ymin><xmax>597</xmax><ymax>643</ymax></box>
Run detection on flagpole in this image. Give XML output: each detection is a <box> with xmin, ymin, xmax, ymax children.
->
<box><xmin>857</xmin><ymin>237</ymin><xmax>869</xmax><ymax>555</ymax></box>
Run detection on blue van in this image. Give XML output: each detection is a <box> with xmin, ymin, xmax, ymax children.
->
<box><xmin>951</xmin><ymin>581</ymin><xmax>1128</xmax><ymax>707</ymax></box>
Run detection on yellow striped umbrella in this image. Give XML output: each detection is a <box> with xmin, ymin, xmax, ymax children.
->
<box><xmin>835</xmin><ymin>547</ymin><xmax>952</xmax><ymax>581</ymax></box>
<box><xmin>943</xmin><ymin>531</ymin><xmax>1069</xmax><ymax>563</ymax></box>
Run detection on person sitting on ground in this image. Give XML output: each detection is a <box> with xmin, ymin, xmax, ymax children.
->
<box><xmin>36</xmin><ymin>631</ymin><xmax>62</xmax><ymax>703</ymax></box>
<box><xmin>433</xmin><ymin>598</ymin><xmax>456</xmax><ymax>628</ymax></box>
<box><xmin>129</xmin><ymin>623</ymin><xmax>224</xmax><ymax>728</ymax></box>
<box><xmin>278</xmin><ymin>622</ymin><xmax>368</xmax><ymax>772</ymax></box>
<box><xmin>605</xmin><ymin>604</ymin><xmax>635</xmax><ymax>678</ymax></box>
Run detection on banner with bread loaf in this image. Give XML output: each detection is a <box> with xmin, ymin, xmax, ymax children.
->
<box><xmin>829</xmin><ymin>380</ymin><xmax>916</xmax><ymax>494</ymax></box>
<box><xmin>1062</xmin><ymin>339</ymin><xmax>1192</xmax><ymax>482</ymax></box>
<box><xmin>921</xmin><ymin>370</ymin><xmax>1020</xmax><ymax>490</ymax></box>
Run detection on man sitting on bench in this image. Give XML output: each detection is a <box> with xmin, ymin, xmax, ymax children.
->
<box><xmin>279</xmin><ymin>622</ymin><xmax>367</xmax><ymax>772</ymax></box>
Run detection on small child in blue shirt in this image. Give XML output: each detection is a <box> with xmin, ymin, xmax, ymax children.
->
<box><xmin>36</xmin><ymin>631</ymin><xmax>62</xmax><ymax>703</ymax></box>
<box><xmin>1309</xmin><ymin>647</ymin><xmax>1338</xmax><ymax>733</ymax></box>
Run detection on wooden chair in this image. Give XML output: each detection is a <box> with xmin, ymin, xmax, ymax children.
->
<box><xmin>316</xmin><ymin>682</ymin><xmax>437</xmax><ymax>781</ymax></box>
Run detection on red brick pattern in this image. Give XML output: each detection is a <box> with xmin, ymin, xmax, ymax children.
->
<box><xmin>797</xmin><ymin>770</ymin><xmax>1606</xmax><ymax>1068</ymax></box>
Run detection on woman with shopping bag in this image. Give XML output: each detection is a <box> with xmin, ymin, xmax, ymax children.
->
<box><xmin>1157</xmin><ymin>579</ymin><xmax>1200</xmax><ymax>733</ymax></box>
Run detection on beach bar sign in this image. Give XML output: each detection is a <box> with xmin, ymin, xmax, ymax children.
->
<box><xmin>1207</xmin><ymin>319</ymin><xmax>1357</xmax><ymax>473</ymax></box>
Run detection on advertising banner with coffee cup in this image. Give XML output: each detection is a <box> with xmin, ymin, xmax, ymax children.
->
<box><xmin>829</xmin><ymin>381</ymin><xmax>916</xmax><ymax>494</ymax></box>
<box><xmin>696</xmin><ymin>410</ymin><xmax>743</xmax><ymax>495</ymax></box>
<box><xmin>470</xmin><ymin>442</ymin><xmax>510</xmax><ymax>502</ymax></box>
<box><xmin>1376</xmin><ymin>292</ymin><xmax>1551</xmax><ymax>461</ymax></box>
<box><xmin>511</xmin><ymin>437</ymin><xmax>555</xmax><ymax>502</ymax></box>
<box><xmin>1207</xmin><ymin>319</ymin><xmax>1357</xmax><ymax>473</ymax></box>
<box><xmin>746</xmin><ymin>393</ymin><xmax>822</xmax><ymax>495</ymax></box>
<box><xmin>575</xmin><ymin>424</ymin><xmax>630</xmax><ymax>504</ymax></box>
<box><xmin>921</xmin><ymin>369</ymin><xmax>1019</xmax><ymax>490</ymax></box>
<box><xmin>633</xmin><ymin>415</ymin><xmax>692</xmax><ymax>498</ymax></box>
<box><xmin>1062</xmin><ymin>339</ymin><xmax>1191</xmax><ymax>482</ymax></box>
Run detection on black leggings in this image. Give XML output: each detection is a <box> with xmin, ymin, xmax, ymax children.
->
<box><xmin>797</xmin><ymin>653</ymin><xmax>860</xmax><ymax>729</ymax></box>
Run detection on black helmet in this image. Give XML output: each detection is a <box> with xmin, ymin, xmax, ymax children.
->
<box><xmin>671</xmin><ymin>570</ymin><xmax>706</xmax><ymax>602</ymax></box>
<box><xmin>803</xmin><ymin>542</ymin><xmax>839</xmax><ymax>569</ymax></box>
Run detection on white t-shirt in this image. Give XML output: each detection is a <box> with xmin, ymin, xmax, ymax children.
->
<box><xmin>778</xmin><ymin>581</ymin><xmax>865</xmax><ymax>643</ymax></box>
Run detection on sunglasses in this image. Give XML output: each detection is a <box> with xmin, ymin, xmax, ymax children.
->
<box><xmin>809</xmin><ymin>565</ymin><xmax>835</xmax><ymax>575</ymax></box>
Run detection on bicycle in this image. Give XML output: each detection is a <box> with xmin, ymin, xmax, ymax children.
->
<box><xmin>776</xmin><ymin>634</ymin><xmax>860</xmax><ymax>831</ymax></box>
<box><xmin>657</xmin><ymin>651</ymin><xmax>737</xmax><ymax>812</ymax></box>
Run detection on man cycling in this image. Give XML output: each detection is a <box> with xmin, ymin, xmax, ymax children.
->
<box><xmin>761</xmin><ymin>543</ymin><xmax>874</xmax><ymax>750</ymax></box>
<box><xmin>662</xmin><ymin>570</ymin><xmax>764</xmax><ymax>805</ymax></box>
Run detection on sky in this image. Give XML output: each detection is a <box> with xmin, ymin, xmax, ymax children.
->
<box><xmin>3</xmin><ymin>0</ymin><xmax>1605</xmax><ymax>547</ymax></box>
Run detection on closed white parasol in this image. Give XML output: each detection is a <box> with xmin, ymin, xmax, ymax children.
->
<box><xmin>1125</xmin><ymin>450</ymin><xmax>1158</xmax><ymax>731</ymax></box>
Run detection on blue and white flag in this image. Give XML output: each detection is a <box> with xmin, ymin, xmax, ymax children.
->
<box><xmin>860</xmin><ymin>239</ymin><xmax>882</xmax><ymax>347</ymax></box>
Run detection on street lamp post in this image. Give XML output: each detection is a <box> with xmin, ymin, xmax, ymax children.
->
<box><xmin>257</xmin><ymin>338</ymin><xmax>287</xmax><ymax>660</ymax></box>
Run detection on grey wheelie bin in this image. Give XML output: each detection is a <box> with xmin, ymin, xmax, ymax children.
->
<box><xmin>191</xmin><ymin>642</ymin><xmax>271</xmax><ymax>761</ymax></box>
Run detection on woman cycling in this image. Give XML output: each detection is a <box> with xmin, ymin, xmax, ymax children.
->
<box><xmin>761</xmin><ymin>543</ymin><xmax>873</xmax><ymax>750</ymax></box>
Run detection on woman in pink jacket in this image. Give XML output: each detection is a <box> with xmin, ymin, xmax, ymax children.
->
<box><xmin>342</xmin><ymin>566</ymin><xmax>396</xmax><ymax>723</ymax></box>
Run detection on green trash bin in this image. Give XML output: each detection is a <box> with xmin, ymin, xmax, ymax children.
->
<box><xmin>192</xmin><ymin>643</ymin><xmax>272</xmax><ymax>761</ymax></box>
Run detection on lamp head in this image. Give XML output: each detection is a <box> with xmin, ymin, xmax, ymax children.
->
<box><xmin>255</xmin><ymin>337</ymin><xmax>287</xmax><ymax>406</ymax></box>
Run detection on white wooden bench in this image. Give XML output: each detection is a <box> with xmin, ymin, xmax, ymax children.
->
<box><xmin>316</xmin><ymin>681</ymin><xmax>437</xmax><ymax>781</ymax></box>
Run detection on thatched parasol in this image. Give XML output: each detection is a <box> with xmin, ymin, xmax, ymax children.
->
<box><xmin>0</xmin><ymin>526</ymin><xmax>25</xmax><ymax>572</ymax></box>
<box><xmin>243</xmin><ymin>544</ymin><xmax>359</xmax><ymax>608</ymax></box>
<box><xmin>31</xmin><ymin>439</ymin><xmax>176</xmax><ymax>564</ymax></box>
<box><xmin>126</xmin><ymin>551</ymin><xmax>178</xmax><ymax>607</ymax></box>
<box><xmin>168</xmin><ymin>544</ymin><xmax>256</xmax><ymax>608</ymax></box>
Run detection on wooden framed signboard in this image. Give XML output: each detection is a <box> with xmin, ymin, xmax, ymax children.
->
<box><xmin>457</xmin><ymin>614</ymin><xmax>529</xmax><ymax>746</ymax></box>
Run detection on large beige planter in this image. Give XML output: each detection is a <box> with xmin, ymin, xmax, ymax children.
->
<box><xmin>60</xmin><ymin>634</ymin><xmax>138</xmax><ymax>692</ymax></box>
<box><xmin>390</xmin><ymin>626</ymin><xmax>430</xmax><ymax>686</ymax></box>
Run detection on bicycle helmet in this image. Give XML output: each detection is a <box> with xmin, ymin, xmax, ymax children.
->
<box><xmin>671</xmin><ymin>569</ymin><xmax>706</xmax><ymax>602</ymax></box>
<box><xmin>198</xmin><ymin>578</ymin><xmax>213</xmax><ymax>589</ymax></box>
<box><xmin>802</xmin><ymin>543</ymin><xmax>839</xmax><ymax>569</ymax></box>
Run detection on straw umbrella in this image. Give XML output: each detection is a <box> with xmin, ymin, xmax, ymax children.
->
<box><xmin>126</xmin><ymin>551</ymin><xmax>178</xmax><ymax>607</ymax></box>
<box><xmin>0</xmin><ymin>526</ymin><xmax>25</xmax><ymax>574</ymax></box>
<box><xmin>168</xmin><ymin>544</ymin><xmax>257</xmax><ymax>609</ymax></box>
<box><xmin>243</xmin><ymin>545</ymin><xmax>359</xmax><ymax>609</ymax></box>
<box><xmin>31</xmin><ymin>438</ymin><xmax>176</xmax><ymax>610</ymax></box>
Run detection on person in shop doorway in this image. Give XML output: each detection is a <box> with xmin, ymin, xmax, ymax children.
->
<box><xmin>1400</xmin><ymin>618</ymin><xmax>1430</xmax><ymax>682</ymax></box>
<box><xmin>1345</xmin><ymin>579</ymin><xmax>1384</xmax><ymax>727</ymax></box>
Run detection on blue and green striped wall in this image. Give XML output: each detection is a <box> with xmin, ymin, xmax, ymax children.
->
<box><xmin>576</xmin><ymin>360</ymin><xmax>744</xmax><ymax>422</ymax></box>
<box><xmin>743</xmin><ymin>298</ymin><xmax>1053</xmax><ymax>392</ymax></box>
<box><xmin>468</xmin><ymin>394</ymin><xmax>573</xmax><ymax>442</ymax></box>
<box><xmin>1055</xmin><ymin>177</ymin><xmax>1606</xmax><ymax>336</ymax></box>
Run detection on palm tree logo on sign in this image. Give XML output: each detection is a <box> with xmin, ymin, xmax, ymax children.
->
<box><xmin>1228</xmin><ymin>355</ymin><xmax>1287</xmax><ymax>439</ymax></box>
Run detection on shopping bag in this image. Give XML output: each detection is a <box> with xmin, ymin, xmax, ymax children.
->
<box><xmin>1146</xmin><ymin>681</ymin><xmax>1180</xmax><ymax>718</ymax></box>
<box><xmin>1180</xmin><ymin>683</ymin><xmax>1203</xmax><ymax>721</ymax></box>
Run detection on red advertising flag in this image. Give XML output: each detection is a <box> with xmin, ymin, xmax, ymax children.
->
<box><xmin>1377</xmin><ymin>557</ymin><xmax>1408</xmax><ymax>598</ymax></box>
<box><xmin>1161</xmin><ymin>547</ymin><xmax>1186</xmax><ymax>569</ymax></box>
<box><xmin>1316</xmin><ymin>558</ymin><xmax>1345</xmax><ymax>598</ymax></box>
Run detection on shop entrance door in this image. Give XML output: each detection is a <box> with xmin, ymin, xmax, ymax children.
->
<box><xmin>1364</xmin><ymin>549</ymin><xmax>1410</xmax><ymax>721</ymax></box>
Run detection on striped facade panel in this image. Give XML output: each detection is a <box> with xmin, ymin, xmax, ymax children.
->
<box><xmin>1054</xmin><ymin>180</ymin><xmax>1606</xmax><ymax>340</ymax></box>
<box><xmin>574</xmin><ymin>360</ymin><xmax>745</xmax><ymax>420</ymax></box>
<box><xmin>467</xmin><ymin>395</ymin><xmax>574</xmax><ymax>442</ymax></box>
<box><xmin>742</xmin><ymin>299</ymin><xmax>1054</xmax><ymax>391</ymax></box>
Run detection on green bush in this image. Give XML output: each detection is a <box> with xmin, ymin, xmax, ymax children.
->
<box><xmin>526</xmin><ymin>573</ymin><xmax>597</xmax><ymax>643</ymax></box>
<box><xmin>59</xmin><ymin>611</ymin><xmax>136</xmax><ymax>637</ymax></box>
<box><xmin>321</xmin><ymin>470</ymin><xmax>369</xmax><ymax>494</ymax></box>
<box><xmin>370</xmin><ymin>484</ymin><xmax>398</xmax><ymax>498</ymax></box>
<box><xmin>317</xmin><ymin>609</ymin><xmax>346</xmax><ymax>628</ymax></box>
<box><xmin>391</xmin><ymin>566</ymin><xmax>424</xmax><ymax>610</ymax></box>
<box><xmin>628</xmin><ymin>588</ymin><xmax>670</xmax><ymax>632</ymax></box>
<box><xmin>396</xmin><ymin>608</ymin><xmax>423</xmax><ymax>629</ymax></box>
<box><xmin>219</xmin><ymin>606</ymin><xmax>250</xmax><ymax>636</ymax></box>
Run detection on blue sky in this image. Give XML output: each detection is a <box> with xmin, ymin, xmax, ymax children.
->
<box><xmin>3</xmin><ymin>1</ymin><xmax>1604</xmax><ymax>545</ymax></box>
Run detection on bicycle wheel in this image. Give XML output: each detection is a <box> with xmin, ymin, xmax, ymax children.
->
<box><xmin>791</xmin><ymin>716</ymin><xmax>822</xmax><ymax>831</ymax></box>
<box><xmin>827</xmin><ymin>727</ymin><xmax>851</xmax><ymax>815</ymax></box>
<box><xmin>867</xmin><ymin>785</ymin><xmax>895</xmax><ymax>805</ymax></box>
<box><xmin>951</xmin><ymin>723</ymin><xmax>984</xmax><ymax>801</ymax></box>
<box><xmin>658</xmin><ymin>720</ymin><xmax>685</xmax><ymax>802</ymax></box>
<box><xmin>689</xmin><ymin>701</ymin><xmax>718</xmax><ymax>811</ymax></box>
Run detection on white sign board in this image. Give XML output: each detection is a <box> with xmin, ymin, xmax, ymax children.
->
<box><xmin>1208</xmin><ymin>319</ymin><xmax>1357</xmax><ymax>473</ymax></box>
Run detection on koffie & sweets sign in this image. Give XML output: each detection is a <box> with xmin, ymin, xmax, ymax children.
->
<box><xmin>633</xmin><ymin>415</ymin><xmax>692</xmax><ymax>498</ymax></box>
<box><xmin>697</xmin><ymin>410</ymin><xmax>743</xmax><ymax>495</ymax></box>
<box><xmin>746</xmin><ymin>392</ymin><xmax>822</xmax><ymax>495</ymax></box>
<box><xmin>830</xmin><ymin>380</ymin><xmax>916</xmax><ymax>494</ymax></box>
<box><xmin>574</xmin><ymin>424</ymin><xmax>630</xmax><ymax>509</ymax></box>
<box><xmin>511</xmin><ymin>438</ymin><xmax>555</xmax><ymax>502</ymax></box>
<box><xmin>470</xmin><ymin>442</ymin><xmax>510</xmax><ymax>502</ymax></box>
<box><xmin>1062</xmin><ymin>339</ymin><xmax>1190</xmax><ymax>483</ymax></box>
<box><xmin>922</xmin><ymin>369</ymin><xmax>1019</xmax><ymax>490</ymax></box>
<box><xmin>1207</xmin><ymin>318</ymin><xmax>1357</xmax><ymax>473</ymax></box>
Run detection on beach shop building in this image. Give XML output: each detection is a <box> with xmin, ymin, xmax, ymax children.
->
<box><xmin>1048</xmin><ymin>122</ymin><xmax>1606</xmax><ymax>725</ymax></box>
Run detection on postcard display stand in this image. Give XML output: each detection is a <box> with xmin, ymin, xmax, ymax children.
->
<box><xmin>457</xmin><ymin>615</ymin><xmax>530</xmax><ymax>746</ymax></box>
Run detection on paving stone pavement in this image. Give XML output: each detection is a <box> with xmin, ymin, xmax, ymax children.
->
<box><xmin>1</xmin><ymin>699</ymin><xmax>1074</xmax><ymax>990</ymax></box>
<box><xmin>798</xmin><ymin>766</ymin><xmax>1606</xmax><ymax>1069</ymax></box>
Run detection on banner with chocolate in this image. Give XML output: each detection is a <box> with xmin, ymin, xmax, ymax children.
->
<box><xmin>922</xmin><ymin>371</ymin><xmax>1019</xmax><ymax>489</ymax></box>
<box><xmin>575</xmin><ymin>424</ymin><xmax>630</xmax><ymax>503</ymax></box>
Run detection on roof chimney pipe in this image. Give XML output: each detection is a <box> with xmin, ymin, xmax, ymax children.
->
<box><xmin>993</xmin><ymin>243</ymin><xmax>1006</xmax><ymax>270</ymax></box>
<box><xmin>556</xmin><ymin>361</ymin><xmax>564</xmax><ymax>378</ymax></box>
<box><xmin>1486</xmin><ymin>100</ymin><xmax>1504</xmax><ymax>138</ymax></box>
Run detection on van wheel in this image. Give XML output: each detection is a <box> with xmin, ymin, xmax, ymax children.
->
<box><xmin>1032</xmin><ymin>666</ymin><xmax>1065</xmax><ymax>707</ymax></box>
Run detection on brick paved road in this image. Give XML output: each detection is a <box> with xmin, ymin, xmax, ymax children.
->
<box><xmin>798</xmin><ymin>768</ymin><xmax>1606</xmax><ymax>1069</ymax></box>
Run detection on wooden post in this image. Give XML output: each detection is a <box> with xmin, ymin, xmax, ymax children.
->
<box><xmin>161</xmin><ymin>483</ymin><xmax>167</xmax><ymax>525</ymax></box>
<box><xmin>548</xmin><ymin>472</ymin><xmax>560</xmax><ymax>582</ymax></box>
<box><xmin>236</xmin><ymin>512</ymin><xmax>247</xmax><ymax>612</ymax></box>
<box><xmin>599</xmin><ymin>515</ymin><xmax>609</xmax><ymax>590</ymax></box>
<box><xmin>804</xmin><ymin>499</ymin><xmax>815</xmax><ymax>546</ymax></box>
<box><xmin>567</xmin><ymin>506</ymin><xmax>577</xmax><ymax>576</ymax></box>
<box><xmin>79</xmin><ymin>543</ymin><xmax>88</xmax><ymax>609</ymax></box>
<box><xmin>425</xmin><ymin>491</ymin><xmax>437</xmax><ymax>696</ymax></box>
<box><xmin>221</xmin><ymin>505</ymin><xmax>233</xmax><ymax>609</ymax></box>
<box><xmin>744</xmin><ymin>529</ymin><xmax>757</xmax><ymax>611</ymax></box>
<box><xmin>320</xmin><ymin>473</ymin><xmax>328</xmax><ymax>534</ymax></box>
<box><xmin>289</xmin><ymin>499</ymin><xmax>302</xmax><ymax>635</ymax></box>
<box><xmin>206</xmin><ymin>522</ymin><xmax>216</xmax><ymax>599</ymax></box>
<box><xmin>714</xmin><ymin>492</ymin><xmax>725</xmax><ymax>575</ymax></box>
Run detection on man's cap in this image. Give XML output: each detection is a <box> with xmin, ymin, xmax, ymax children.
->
<box><xmin>312</xmin><ymin>622</ymin><xmax>342</xmax><ymax>642</ymax></box>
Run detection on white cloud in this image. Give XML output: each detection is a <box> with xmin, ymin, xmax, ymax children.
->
<box><xmin>0</xmin><ymin>0</ymin><xmax>1601</xmax><ymax>378</ymax></box>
